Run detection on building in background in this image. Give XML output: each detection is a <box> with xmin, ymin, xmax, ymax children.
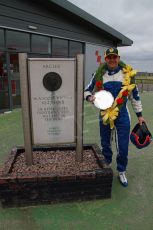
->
<box><xmin>0</xmin><ymin>0</ymin><xmax>132</xmax><ymax>112</ymax></box>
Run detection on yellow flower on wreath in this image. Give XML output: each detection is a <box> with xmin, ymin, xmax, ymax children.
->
<box><xmin>101</xmin><ymin>107</ymin><xmax>119</xmax><ymax>129</ymax></box>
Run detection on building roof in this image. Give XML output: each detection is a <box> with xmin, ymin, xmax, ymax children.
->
<box><xmin>49</xmin><ymin>0</ymin><xmax>133</xmax><ymax>46</ymax></box>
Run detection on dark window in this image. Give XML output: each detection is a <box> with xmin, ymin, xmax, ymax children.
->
<box><xmin>6</xmin><ymin>31</ymin><xmax>30</xmax><ymax>52</ymax></box>
<box><xmin>52</xmin><ymin>38</ymin><xmax>68</xmax><ymax>57</ymax></box>
<box><xmin>0</xmin><ymin>29</ymin><xmax>5</xmax><ymax>50</ymax></box>
<box><xmin>69</xmin><ymin>41</ymin><xmax>83</xmax><ymax>57</ymax></box>
<box><xmin>31</xmin><ymin>35</ymin><xmax>51</xmax><ymax>53</ymax></box>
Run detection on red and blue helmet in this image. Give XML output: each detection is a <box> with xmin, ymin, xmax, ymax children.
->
<box><xmin>130</xmin><ymin>122</ymin><xmax>152</xmax><ymax>149</ymax></box>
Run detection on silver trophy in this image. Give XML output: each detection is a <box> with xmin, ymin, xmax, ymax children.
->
<box><xmin>94</xmin><ymin>90</ymin><xmax>114</xmax><ymax>110</ymax></box>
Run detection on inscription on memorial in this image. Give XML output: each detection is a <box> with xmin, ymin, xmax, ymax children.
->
<box><xmin>34</xmin><ymin>95</ymin><xmax>70</xmax><ymax>122</ymax></box>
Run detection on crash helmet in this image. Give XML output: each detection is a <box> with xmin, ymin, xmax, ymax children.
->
<box><xmin>130</xmin><ymin>122</ymin><xmax>152</xmax><ymax>149</ymax></box>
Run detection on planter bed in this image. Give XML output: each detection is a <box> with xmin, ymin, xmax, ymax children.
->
<box><xmin>0</xmin><ymin>144</ymin><xmax>113</xmax><ymax>207</ymax></box>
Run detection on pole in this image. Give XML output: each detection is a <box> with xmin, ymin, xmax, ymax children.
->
<box><xmin>76</xmin><ymin>54</ymin><xmax>84</xmax><ymax>162</ymax></box>
<box><xmin>19</xmin><ymin>53</ymin><xmax>33</xmax><ymax>165</ymax></box>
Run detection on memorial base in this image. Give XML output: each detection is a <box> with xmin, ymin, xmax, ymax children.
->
<box><xmin>0</xmin><ymin>144</ymin><xmax>113</xmax><ymax>207</ymax></box>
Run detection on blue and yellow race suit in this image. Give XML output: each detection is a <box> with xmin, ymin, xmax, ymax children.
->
<box><xmin>84</xmin><ymin>66</ymin><xmax>142</xmax><ymax>172</ymax></box>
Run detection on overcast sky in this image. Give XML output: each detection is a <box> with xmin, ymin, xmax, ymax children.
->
<box><xmin>69</xmin><ymin>0</ymin><xmax>153</xmax><ymax>72</ymax></box>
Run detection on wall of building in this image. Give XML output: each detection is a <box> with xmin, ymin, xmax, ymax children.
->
<box><xmin>0</xmin><ymin>0</ymin><xmax>117</xmax><ymax>112</ymax></box>
<box><xmin>0</xmin><ymin>0</ymin><xmax>114</xmax><ymax>46</ymax></box>
<box><xmin>85</xmin><ymin>43</ymin><xmax>108</xmax><ymax>86</ymax></box>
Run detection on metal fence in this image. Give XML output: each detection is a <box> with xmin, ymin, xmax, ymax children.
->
<box><xmin>135</xmin><ymin>76</ymin><xmax>153</xmax><ymax>92</ymax></box>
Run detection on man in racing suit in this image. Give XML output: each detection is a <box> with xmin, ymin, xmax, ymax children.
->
<box><xmin>84</xmin><ymin>48</ymin><xmax>145</xmax><ymax>187</ymax></box>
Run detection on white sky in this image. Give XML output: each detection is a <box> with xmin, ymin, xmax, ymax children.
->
<box><xmin>68</xmin><ymin>0</ymin><xmax>153</xmax><ymax>72</ymax></box>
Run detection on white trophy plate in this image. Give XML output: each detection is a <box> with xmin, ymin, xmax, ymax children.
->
<box><xmin>94</xmin><ymin>90</ymin><xmax>114</xmax><ymax>110</ymax></box>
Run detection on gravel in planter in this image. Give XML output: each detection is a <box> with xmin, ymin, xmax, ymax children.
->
<box><xmin>11</xmin><ymin>150</ymin><xmax>102</xmax><ymax>176</ymax></box>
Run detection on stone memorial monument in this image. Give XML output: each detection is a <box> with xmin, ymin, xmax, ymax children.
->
<box><xmin>20</xmin><ymin>54</ymin><xmax>84</xmax><ymax>164</ymax></box>
<box><xmin>0</xmin><ymin>54</ymin><xmax>113</xmax><ymax>207</ymax></box>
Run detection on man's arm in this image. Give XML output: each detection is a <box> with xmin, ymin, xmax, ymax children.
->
<box><xmin>84</xmin><ymin>74</ymin><xmax>96</xmax><ymax>102</ymax></box>
<box><xmin>129</xmin><ymin>85</ymin><xmax>145</xmax><ymax>125</ymax></box>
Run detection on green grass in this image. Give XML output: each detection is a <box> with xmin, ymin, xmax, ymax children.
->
<box><xmin>0</xmin><ymin>92</ymin><xmax>153</xmax><ymax>230</ymax></box>
<box><xmin>0</xmin><ymin>110</ymin><xmax>24</xmax><ymax>164</ymax></box>
<box><xmin>136</xmin><ymin>79</ymin><xmax>153</xmax><ymax>84</ymax></box>
<box><xmin>135</xmin><ymin>75</ymin><xmax>153</xmax><ymax>84</ymax></box>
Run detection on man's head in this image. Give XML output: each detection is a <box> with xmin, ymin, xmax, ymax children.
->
<box><xmin>104</xmin><ymin>48</ymin><xmax>120</xmax><ymax>69</ymax></box>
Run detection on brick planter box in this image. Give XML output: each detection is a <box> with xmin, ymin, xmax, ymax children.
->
<box><xmin>0</xmin><ymin>144</ymin><xmax>113</xmax><ymax>207</ymax></box>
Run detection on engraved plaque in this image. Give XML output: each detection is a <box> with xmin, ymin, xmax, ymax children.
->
<box><xmin>43</xmin><ymin>72</ymin><xmax>62</xmax><ymax>91</ymax></box>
<box><xmin>28</xmin><ymin>58</ymin><xmax>76</xmax><ymax>145</ymax></box>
